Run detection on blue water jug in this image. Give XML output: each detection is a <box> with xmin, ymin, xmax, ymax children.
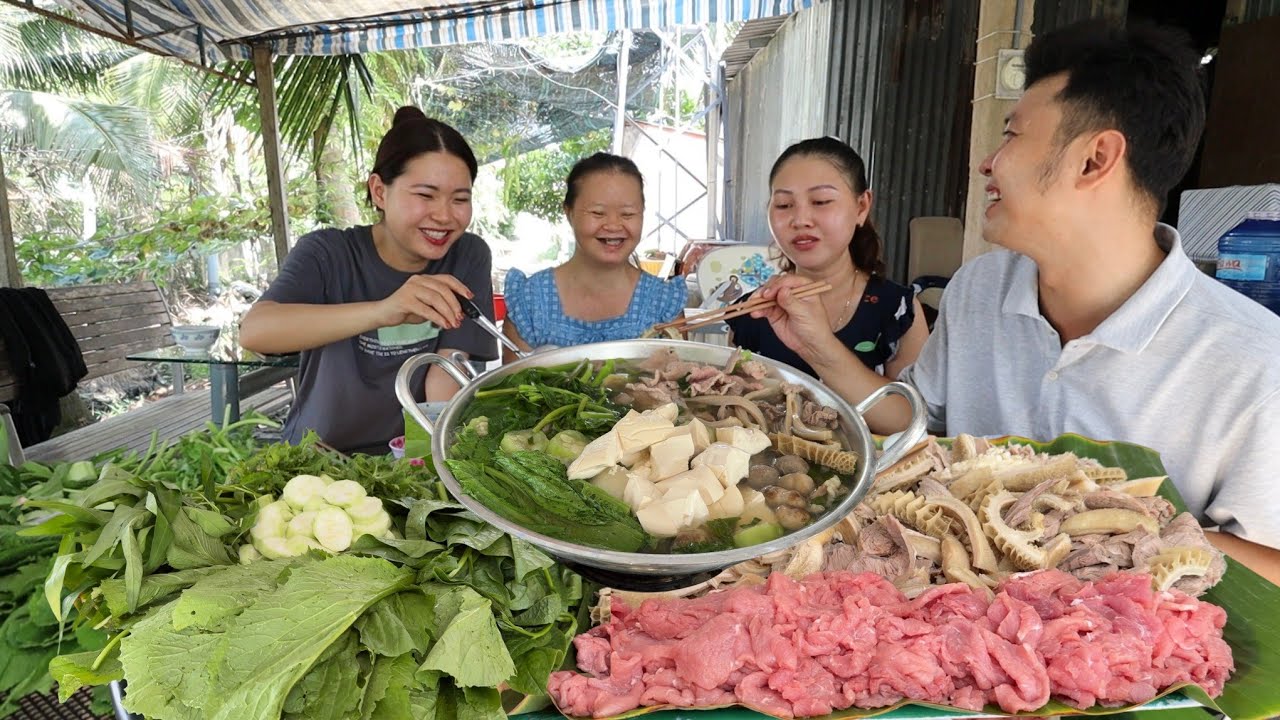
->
<box><xmin>1216</xmin><ymin>215</ymin><xmax>1280</xmax><ymax>315</ymax></box>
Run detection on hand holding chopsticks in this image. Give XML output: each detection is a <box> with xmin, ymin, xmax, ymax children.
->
<box><xmin>654</xmin><ymin>279</ymin><xmax>832</xmax><ymax>334</ymax></box>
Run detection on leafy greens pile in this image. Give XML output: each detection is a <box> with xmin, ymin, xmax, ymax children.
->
<box><xmin>35</xmin><ymin>430</ymin><xmax>587</xmax><ymax>720</ymax></box>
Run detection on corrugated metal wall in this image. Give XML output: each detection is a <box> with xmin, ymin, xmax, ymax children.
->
<box><xmin>1032</xmin><ymin>0</ymin><xmax>1127</xmax><ymax>35</ymax></box>
<box><xmin>1238</xmin><ymin>0</ymin><xmax>1280</xmax><ymax>22</ymax></box>
<box><xmin>827</xmin><ymin>0</ymin><xmax>979</xmax><ymax>282</ymax></box>
<box><xmin>724</xmin><ymin>1</ymin><xmax>834</xmax><ymax>245</ymax></box>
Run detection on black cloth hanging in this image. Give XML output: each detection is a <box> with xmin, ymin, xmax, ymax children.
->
<box><xmin>0</xmin><ymin>288</ymin><xmax>88</xmax><ymax>445</ymax></box>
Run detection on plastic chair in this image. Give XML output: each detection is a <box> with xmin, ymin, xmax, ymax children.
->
<box><xmin>907</xmin><ymin>217</ymin><xmax>964</xmax><ymax>328</ymax></box>
<box><xmin>689</xmin><ymin>245</ymin><xmax>779</xmax><ymax>344</ymax></box>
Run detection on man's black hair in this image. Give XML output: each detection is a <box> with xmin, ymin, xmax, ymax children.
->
<box><xmin>1024</xmin><ymin>20</ymin><xmax>1206</xmax><ymax>215</ymax></box>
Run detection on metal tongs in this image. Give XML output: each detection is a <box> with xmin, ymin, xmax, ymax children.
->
<box><xmin>455</xmin><ymin>291</ymin><xmax>529</xmax><ymax>362</ymax></box>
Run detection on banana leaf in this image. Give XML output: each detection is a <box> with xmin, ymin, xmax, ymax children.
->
<box><xmin>525</xmin><ymin>434</ymin><xmax>1280</xmax><ymax>720</ymax></box>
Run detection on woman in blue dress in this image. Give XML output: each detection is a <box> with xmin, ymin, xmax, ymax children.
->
<box><xmin>502</xmin><ymin>153</ymin><xmax>686</xmax><ymax>360</ymax></box>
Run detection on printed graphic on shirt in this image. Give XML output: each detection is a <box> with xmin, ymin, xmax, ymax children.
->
<box><xmin>358</xmin><ymin>321</ymin><xmax>440</xmax><ymax>358</ymax></box>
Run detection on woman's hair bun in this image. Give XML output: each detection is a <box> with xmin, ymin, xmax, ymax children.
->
<box><xmin>391</xmin><ymin>106</ymin><xmax>429</xmax><ymax>126</ymax></box>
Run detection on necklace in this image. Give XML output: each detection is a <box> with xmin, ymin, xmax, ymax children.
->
<box><xmin>829</xmin><ymin>269</ymin><xmax>862</xmax><ymax>331</ymax></box>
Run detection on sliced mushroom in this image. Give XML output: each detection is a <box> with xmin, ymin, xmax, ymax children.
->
<box><xmin>779</xmin><ymin>472</ymin><xmax>816</xmax><ymax>495</ymax></box>
<box><xmin>746</xmin><ymin>465</ymin><xmax>780</xmax><ymax>490</ymax></box>
<box><xmin>774</xmin><ymin>455</ymin><xmax>809</xmax><ymax>475</ymax></box>
<box><xmin>776</xmin><ymin>506</ymin><xmax>811</xmax><ymax>530</ymax></box>
<box><xmin>761</xmin><ymin>485</ymin><xmax>808</xmax><ymax>509</ymax></box>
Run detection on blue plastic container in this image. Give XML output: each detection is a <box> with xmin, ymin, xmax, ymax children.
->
<box><xmin>1216</xmin><ymin>216</ymin><xmax>1280</xmax><ymax>315</ymax></box>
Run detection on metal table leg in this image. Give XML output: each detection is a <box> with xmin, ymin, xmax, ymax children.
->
<box><xmin>208</xmin><ymin>363</ymin><xmax>241</xmax><ymax>426</ymax></box>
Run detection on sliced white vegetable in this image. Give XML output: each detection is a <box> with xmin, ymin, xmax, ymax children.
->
<box><xmin>352</xmin><ymin>513</ymin><xmax>393</xmax><ymax>540</ymax></box>
<box><xmin>323</xmin><ymin>480</ymin><xmax>367</xmax><ymax>508</ymax></box>
<box><xmin>285</xmin><ymin>535</ymin><xmax>324</xmax><ymax>556</ymax></box>
<box><xmin>302</xmin><ymin>496</ymin><xmax>330</xmax><ymax>512</ymax></box>
<box><xmin>238</xmin><ymin>544</ymin><xmax>261</xmax><ymax>565</ymax></box>
<box><xmin>347</xmin><ymin>497</ymin><xmax>385</xmax><ymax>523</ymax></box>
<box><xmin>286</xmin><ymin>511</ymin><xmax>317</xmax><ymax>539</ymax></box>
<box><xmin>250</xmin><ymin>500</ymin><xmax>294</xmax><ymax>541</ymax></box>
<box><xmin>319</xmin><ymin>474</ymin><xmax>336</xmax><ymax>486</ymax></box>
<box><xmin>254</xmin><ymin>536</ymin><xmax>291</xmax><ymax>560</ymax></box>
<box><xmin>313</xmin><ymin>507</ymin><xmax>355</xmax><ymax>552</ymax></box>
<box><xmin>282</xmin><ymin>474</ymin><xmax>328</xmax><ymax>510</ymax></box>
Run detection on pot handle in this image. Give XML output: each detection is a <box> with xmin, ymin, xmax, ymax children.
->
<box><xmin>854</xmin><ymin>381</ymin><xmax>928</xmax><ymax>472</ymax></box>
<box><xmin>395</xmin><ymin>353</ymin><xmax>472</xmax><ymax>436</ymax></box>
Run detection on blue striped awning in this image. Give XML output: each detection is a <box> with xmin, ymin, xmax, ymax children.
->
<box><xmin>51</xmin><ymin>0</ymin><xmax>816</xmax><ymax>64</ymax></box>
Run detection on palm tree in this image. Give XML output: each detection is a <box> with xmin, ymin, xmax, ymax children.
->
<box><xmin>0</xmin><ymin>6</ymin><xmax>165</xmax><ymax>236</ymax></box>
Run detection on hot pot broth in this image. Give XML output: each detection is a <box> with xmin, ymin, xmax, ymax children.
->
<box><xmin>446</xmin><ymin>349</ymin><xmax>861</xmax><ymax>554</ymax></box>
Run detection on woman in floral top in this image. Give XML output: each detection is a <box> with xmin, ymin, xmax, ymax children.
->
<box><xmin>502</xmin><ymin>153</ymin><xmax>686</xmax><ymax>360</ymax></box>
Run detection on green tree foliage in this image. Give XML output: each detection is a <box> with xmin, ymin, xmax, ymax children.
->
<box><xmin>498</xmin><ymin>129</ymin><xmax>611</xmax><ymax>222</ymax></box>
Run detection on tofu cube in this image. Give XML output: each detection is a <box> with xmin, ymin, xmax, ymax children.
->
<box><xmin>590</xmin><ymin>466</ymin><xmax>630</xmax><ymax>501</ymax></box>
<box><xmin>615</xmin><ymin>412</ymin><xmax>676</xmax><ymax>454</ymax></box>
<box><xmin>649</xmin><ymin>433</ymin><xmax>696</xmax><ymax>480</ymax></box>
<box><xmin>636</xmin><ymin>492</ymin><xmax>710</xmax><ymax>538</ymax></box>
<box><xmin>707</xmin><ymin>482</ymin><xmax>745</xmax><ymax>520</ymax></box>
<box><xmin>646</xmin><ymin>403</ymin><xmax>680</xmax><ymax>423</ymax></box>
<box><xmin>567</xmin><ymin>432</ymin><xmax>622</xmax><ymax>480</ymax></box>
<box><xmin>691</xmin><ymin>442</ymin><xmax>751</xmax><ymax>487</ymax></box>
<box><xmin>716</xmin><ymin>426</ymin><xmax>772</xmax><ymax>455</ymax></box>
<box><xmin>739</xmin><ymin>487</ymin><xmax>778</xmax><ymax>526</ymax></box>
<box><xmin>664</xmin><ymin>418</ymin><xmax>713</xmax><ymax>453</ymax></box>
<box><xmin>623</xmin><ymin>472</ymin><xmax>662</xmax><ymax>511</ymax></box>
<box><xmin>655</xmin><ymin>465</ymin><xmax>724</xmax><ymax>506</ymax></box>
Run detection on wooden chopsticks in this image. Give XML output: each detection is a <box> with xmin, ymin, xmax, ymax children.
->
<box><xmin>655</xmin><ymin>280</ymin><xmax>832</xmax><ymax>334</ymax></box>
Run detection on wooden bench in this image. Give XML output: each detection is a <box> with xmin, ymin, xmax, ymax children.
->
<box><xmin>0</xmin><ymin>281</ymin><xmax>293</xmax><ymax>463</ymax></box>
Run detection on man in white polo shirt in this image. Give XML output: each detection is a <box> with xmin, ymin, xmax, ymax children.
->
<box><xmin>747</xmin><ymin>21</ymin><xmax>1280</xmax><ymax>582</ymax></box>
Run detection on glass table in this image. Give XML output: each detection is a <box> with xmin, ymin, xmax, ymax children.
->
<box><xmin>126</xmin><ymin>346</ymin><xmax>299</xmax><ymax>425</ymax></box>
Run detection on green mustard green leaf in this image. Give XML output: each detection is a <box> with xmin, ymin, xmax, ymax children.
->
<box><xmin>418</xmin><ymin>591</ymin><xmax>515</xmax><ymax>688</ymax></box>
<box><xmin>203</xmin><ymin>555</ymin><xmax>413</xmax><ymax>720</ymax></box>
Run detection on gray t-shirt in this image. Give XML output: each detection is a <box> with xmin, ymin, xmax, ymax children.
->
<box><xmin>261</xmin><ymin>226</ymin><xmax>496</xmax><ymax>454</ymax></box>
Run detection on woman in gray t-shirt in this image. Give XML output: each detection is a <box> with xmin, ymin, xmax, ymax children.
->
<box><xmin>241</xmin><ymin>107</ymin><xmax>497</xmax><ymax>455</ymax></box>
